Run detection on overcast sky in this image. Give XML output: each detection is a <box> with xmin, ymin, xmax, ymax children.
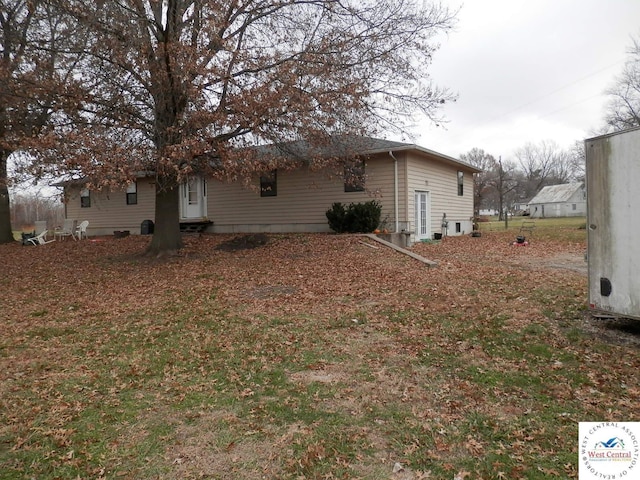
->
<box><xmin>412</xmin><ymin>0</ymin><xmax>640</xmax><ymax>160</ymax></box>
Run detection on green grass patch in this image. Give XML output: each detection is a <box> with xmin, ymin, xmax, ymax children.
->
<box><xmin>481</xmin><ymin>216</ymin><xmax>587</xmax><ymax>242</ymax></box>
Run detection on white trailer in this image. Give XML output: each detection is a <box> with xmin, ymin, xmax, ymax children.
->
<box><xmin>585</xmin><ymin>126</ymin><xmax>640</xmax><ymax>320</ymax></box>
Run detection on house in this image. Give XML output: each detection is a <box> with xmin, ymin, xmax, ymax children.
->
<box><xmin>527</xmin><ymin>183</ymin><xmax>586</xmax><ymax>218</ymax></box>
<box><xmin>512</xmin><ymin>199</ymin><xmax>531</xmax><ymax>214</ymax></box>
<box><xmin>58</xmin><ymin>136</ymin><xmax>481</xmax><ymax>241</ymax></box>
<box><xmin>478</xmin><ymin>209</ymin><xmax>499</xmax><ymax>216</ymax></box>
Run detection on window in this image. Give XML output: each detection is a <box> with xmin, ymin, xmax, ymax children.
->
<box><xmin>80</xmin><ymin>188</ymin><xmax>91</xmax><ymax>208</ymax></box>
<box><xmin>126</xmin><ymin>182</ymin><xmax>137</xmax><ymax>205</ymax></box>
<box><xmin>572</xmin><ymin>204</ymin><xmax>577</xmax><ymax>211</ymax></box>
<box><xmin>186</xmin><ymin>177</ymin><xmax>199</xmax><ymax>204</ymax></box>
<box><xmin>457</xmin><ymin>171</ymin><xmax>464</xmax><ymax>196</ymax></box>
<box><xmin>260</xmin><ymin>170</ymin><xmax>277</xmax><ymax>197</ymax></box>
<box><xmin>344</xmin><ymin>159</ymin><xmax>365</xmax><ymax>192</ymax></box>
<box><xmin>455</xmin><ymin>222</ymin><xmax>461</xmax><ymax>233</ymax></box>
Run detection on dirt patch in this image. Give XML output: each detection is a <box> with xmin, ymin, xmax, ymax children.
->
<box><xmin>288</xmin><ymin>366</ymin><xmax>351</xmax><ymax>385</ymax></box>
<box><xmin>515</xmin><ymin>251</ymin><xmax>588</xmax><ymax>274</ymax></box>
<box><xmin>582</xmin><ymin>315</ymin><xmax>640</xmax><ymax>348</ymax></box>
<box><xmin>215</xmin><ymin>233</ymin><xmax>269</xmax><ymax>251</ymax></box>
<box><xmin>163</xmin><ymin>411</ymin><xmax>287</xmax><ymax>479</ymax></box>
<box><xmin>501</xmin><ymin>248</ymin><xmax>640</xmax><ymax>348</ymax></box>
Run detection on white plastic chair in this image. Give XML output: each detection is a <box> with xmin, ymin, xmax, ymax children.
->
<box><xmin>55</xmin><ymin>219</ymin><xmax>77</xmax><ymax>241</ymax></box>
<box><xmin>76</xmin><ymin>220</ymin><xmax>89</xmax><ymax>240</ymax></box>
<box><xmin>26</xmin><ymin>230</ymin><xmax>55</xmax><ymax>245</ymax></box>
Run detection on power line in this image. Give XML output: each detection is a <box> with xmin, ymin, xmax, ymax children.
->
<box><xmin>481</xmin><ymin>58</ymin><xmax>626</xmax><ymax>125</ymax></box>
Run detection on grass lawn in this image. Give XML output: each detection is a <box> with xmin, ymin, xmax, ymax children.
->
<box><xmin>1</xmin><ymin>219</ymin><xmax>638</xmax><ymax>479</ymax></box>
<box><xmin>479</xmin><ymin>216</ymin><xmax>586</xmax><ymax>238</ymax></box>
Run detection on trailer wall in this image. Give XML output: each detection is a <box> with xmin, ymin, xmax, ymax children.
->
<box><xmin>585</xmin><ymin>127</ymin><xmax>640</xmax><ymax>319</ymax></box>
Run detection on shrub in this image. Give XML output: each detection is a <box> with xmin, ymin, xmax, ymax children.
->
<box><xmin>347</xmin><ymin>201</ymin><xmax>382</xmax><ymax>233</ymax></box>
<box><xmin>326</xmin><ymin>200</ymin><xmax>382</xmax><ymax>233</ymax></box>
<box><xmin>326</xmin><ymin>202</ymin><xmax>348</xmax><ymax>233</ymax></box>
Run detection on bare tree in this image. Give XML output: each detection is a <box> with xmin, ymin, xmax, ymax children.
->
<box><xmin>491</xmin><ymin>156</ymin><xmax>519</xmax><ymax>225</ymax></box>
<box><xmin>10</xmin><ymin>189</ymin><xmax>64</xmax><ymax>230</ymax></box>
<box><xmin>568</xmin><ymin>140</ymin><xmax>586</xmax><ymax>183</ymax></box>
<box><xmin>459</xmin><ymin>148</ymin><xmax>496</xmax><ymax>215</ymax></box>
<box><xmin>33</xmin><ymin>0</ymin><xmax>457</xmax><ymax>255</ymax></box>
<box><xmin>480</xmin><ymin>157</ymin><xmax>522</xmax><ymax>227</ymax></box>
<box><xmin>515</xmin><ymin>140</ymin><xmax>573</xmax><ymax>199</ymax></box>
<box><xmin>604</xmin><ymin>35</ymin><xmax>640</xmax><ymax>132</ymax></box>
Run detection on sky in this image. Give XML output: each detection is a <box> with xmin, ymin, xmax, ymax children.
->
<box><xmin>412</xmin><ymin>0</ymin><xmax>640</xmax><ymax>160</ymax></box>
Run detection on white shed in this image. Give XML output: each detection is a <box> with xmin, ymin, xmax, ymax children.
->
<box><xmin>528</xmin><ymin>183</ymin><xmax>586</xmax><ymax>218</ymax></box>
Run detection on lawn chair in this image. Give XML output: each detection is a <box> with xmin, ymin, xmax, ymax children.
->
<box><xmin>26</xmin><ymin>230</ymin><xmax>55</xmax><ymax>246</ymax></box>
<box><xmin>75</xmin><ymin>220</ymin><xmax>89</xmax><ymax>240</ymax></box>
<box><xmin>55</xmin><ymin>219</ymin><xmax>77</xmax><ymax>241</ymax></box>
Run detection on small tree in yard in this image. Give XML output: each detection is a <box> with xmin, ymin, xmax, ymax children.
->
<box><xmin>24</xmin><ymin>0</ymin><xmax>456</xmax><ymax>255</ymax></box>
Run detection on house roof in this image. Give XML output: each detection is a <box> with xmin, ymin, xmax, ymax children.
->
<box><xmin>53</xmin><ymin>135</ymin><xmax>480</xmax><ymax>187</ymax></box>
<box><xmin>529</xmin><ymin>183</ymin><xmax>584</xmax><ymax>204</ymax></box>
<box><xmin>254</xmin><ymin>135</ymin><xmax>481</xmax><ymax>173</ymax></box>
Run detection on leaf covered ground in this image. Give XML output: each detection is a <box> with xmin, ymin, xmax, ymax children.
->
<box><xmin>1</xmin><ymin>223</ymin><xmax>638</xmax><ymax>479</ymax></box>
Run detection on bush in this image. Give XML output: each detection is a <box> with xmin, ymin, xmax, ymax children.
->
<box><xmin>326</xmin><ymin>202</ymin><xmax>348</xmax><ymax>233</ymax></box>
<box><xmin>326</xmin><ymin>200</ymin><xmax>382</xmax><ymax>233</ymax></box>
<box><xmin>347</xmin><ymin>201</ymin><xmax>382</xmax><ymax>233</ymax></box>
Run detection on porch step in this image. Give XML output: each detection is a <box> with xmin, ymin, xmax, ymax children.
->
<box><xmin>180</xmin><ymin>221</ymin><xmax>213</xmax><ymax>233</ymax></box>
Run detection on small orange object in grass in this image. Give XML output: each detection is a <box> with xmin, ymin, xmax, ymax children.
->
<box><xmin>374</xmin><ymin>229</ymin><xmax>381</xmax><ymax>234</ymax></box>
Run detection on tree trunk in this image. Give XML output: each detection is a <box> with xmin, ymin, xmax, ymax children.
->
<box><xmin>0</xmin><ymin>150</ymin><xmax>16</xmax><ymax>244</ymax></box>
<box><xmin>146</xmin><ymin>184</ymin><xmax>182</xmax><ymax>255</ymax></box>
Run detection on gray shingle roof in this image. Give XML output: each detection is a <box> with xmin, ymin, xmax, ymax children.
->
<box><xmin>529</xmin><ymin>183</ymin><xmax>584</xmax><ymax>204</ymax></box>
<box><xmin>254</xmin><ymin>135</ymin><xmax>481</xmax><ymax>172</ymax></box>
<box><xmin>53</xmin><ymin>135</ymin><xmax>481</xmax><ymax>187</ymax></box>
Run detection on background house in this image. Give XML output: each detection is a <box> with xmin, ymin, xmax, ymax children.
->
<box><xmin>513</xmin><ymin>199</ymin><xmax>531</xmax><ymax>215</ymax></box>
<box><xmin>528</xmin><ymin>183</ymin><xmax>586</xmax><ymax>218</ymax></box>
<box><xmin>478</xmin><ymin>208</ymin><xmax>499</xmax><ymax>216</ymax></box>
<box><xmin>59</xmin><ymin>137</ymin><xmax>480</xmax><ymax>241</ymax></box>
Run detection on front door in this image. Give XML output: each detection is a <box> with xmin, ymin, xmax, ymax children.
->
<box><xmin>415</xmin><ymin>191</ymin><xmax>431</xmax><ymax>241</ymax></box>
<box><xmin>180</xmin><ymin>176</ymin><xmax>207</xmax><ymax>219</ymax></box>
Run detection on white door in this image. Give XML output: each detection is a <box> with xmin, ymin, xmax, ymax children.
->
<box><xmin>180</xmin><ymin>176</ymin><xmax>207</xmax><ymax>219</ymax></box>
<box><xmin>415</xmin><ymin>191</ymin><xmax>431</xmax><ymax>240</ymax></box>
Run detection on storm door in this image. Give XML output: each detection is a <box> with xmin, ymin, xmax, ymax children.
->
<box><xmin>414</xmin><ymin>191</ymin><xmax>431</xmax><ymax>241</ymax></box>
<box><xmin>180</xmin><ymin>176</ymin><xmax>207</xmax><ymax>219</ymax></box>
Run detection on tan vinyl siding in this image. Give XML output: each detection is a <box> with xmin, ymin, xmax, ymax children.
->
<box><xmin>406</xmin><ymin>152</ymin><xmax>475</xmax><ymax>236</ymax></box>
<box><xmin>207</xmin><ymin>154</ymin><xmax>399</xmax><ymax>232</ymax></box>
<box><xmin>60</xmin><ymin>149</ymin><xmax>476</xmax><ymax>236</ymax></box>
<box><xmin>64</xmin><ymin>180</ymin><xmax>155</xmax><ymax>236</ymax></box>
